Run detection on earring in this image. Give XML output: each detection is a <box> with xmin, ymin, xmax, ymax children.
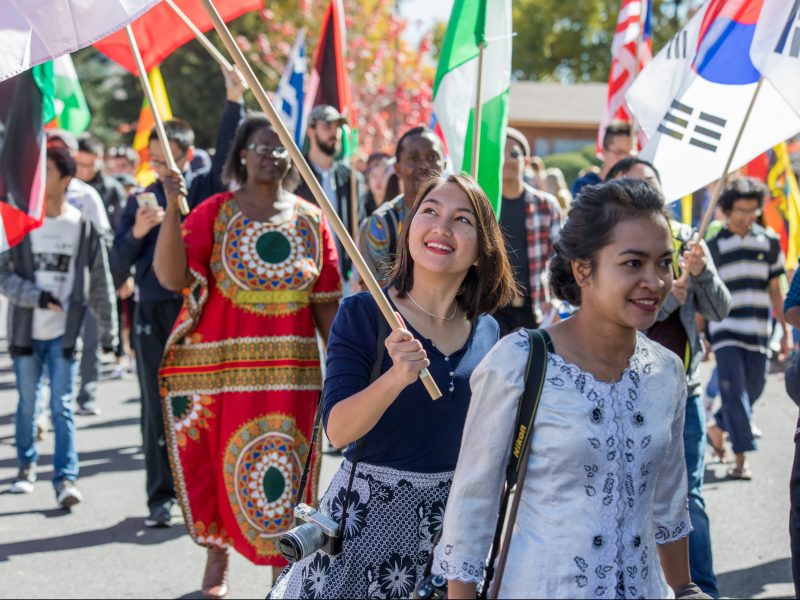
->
<box><xmin>240</xmin><ymin>158</ymin><xmax>246</xmax><ymax>165</ymax></box>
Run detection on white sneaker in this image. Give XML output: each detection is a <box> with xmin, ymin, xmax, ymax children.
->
<box><xmin>10</xmin><ymin>465</ymin><xmax>37</xmax><ymax>494</ymax></box>
<box><xmin>111</xmin><ymin>364</ymin><xmax>125</xmax><ymax>380</ymax></box>
<box><xmin>56</xmin><ymin>480</ymin><xmax>83</xmax><ymax>508</ymax></box>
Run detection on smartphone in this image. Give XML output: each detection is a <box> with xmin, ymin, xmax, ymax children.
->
<box><xmin>136</xmin><ymin>192</ymin><xmax>159</xmax><ymax>209</ymax></box>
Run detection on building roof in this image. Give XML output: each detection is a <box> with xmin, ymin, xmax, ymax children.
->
<box><xmin>508</xmin><ymin>81</ymin><xmax>608</xmax><ymax>129</ymax></box>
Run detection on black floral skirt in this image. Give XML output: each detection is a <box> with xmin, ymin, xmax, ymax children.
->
<box><xmin>269</xmin><ymin>460</ymin><xmax>453</xmax><ymax>599</ymax></box>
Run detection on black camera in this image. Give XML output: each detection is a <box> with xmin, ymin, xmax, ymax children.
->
<box><xmin>278</xmin><ymin>503</ymin><xmax>341</xmax><ymax>563</ymax></box>
<box><xmin>413</xmin><ymin>573</ymin><xmax>448</xmax><ymax>599</ymax></box>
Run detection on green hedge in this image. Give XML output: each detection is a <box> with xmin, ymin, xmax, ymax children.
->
<box><xmin>542</xmin><ymin>144</ymin><xmax>602</xmax><ymax>188</ymax></box>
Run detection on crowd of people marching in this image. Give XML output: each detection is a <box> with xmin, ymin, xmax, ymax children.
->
<box><xmin>3</xmin><ymin>65</ymin><xmax>800</xmax><ymax>600</ymax></box>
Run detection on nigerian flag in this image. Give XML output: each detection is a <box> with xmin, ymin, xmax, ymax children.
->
<box><xmin>433</xmin><ymin>0</ymin><xmax>512</xmax><ymax>215</ymax></box>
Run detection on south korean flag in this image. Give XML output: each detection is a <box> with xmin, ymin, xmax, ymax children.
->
<box><xmin>627</xmin><ymin>0</ymin><xmax>800</xmax><ymax>202</ymax></box>
<box><xmin>751</xmin><ymin>0</ymin><xmax>800</xmax><ymax>120</ymax></box>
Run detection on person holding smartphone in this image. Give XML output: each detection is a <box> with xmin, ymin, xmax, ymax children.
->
<box><xmin>110</xmin><ymin>67</ymin><xmax>245</xmax><ymax>531</ymax></box>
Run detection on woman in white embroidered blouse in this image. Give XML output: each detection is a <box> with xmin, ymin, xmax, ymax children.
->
<box><xmin>435</xmin><ymin>180</ymin><xmax>707</xmax><ymax>599</ymax></box>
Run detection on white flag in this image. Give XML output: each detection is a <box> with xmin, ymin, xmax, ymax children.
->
<box><xmin>750</xmin><ymin>0</ymin><xmax>800</xmax><ymax>118</ymax></box>
<box><xmin>627</xmin><ymin>0</ymin><xmax>800</xmax><ymax>201</ymax></box>
<box><xmin>0</xmin><ymin>0</ymin><xmax>160</xmax><ymax>82</ymax></box>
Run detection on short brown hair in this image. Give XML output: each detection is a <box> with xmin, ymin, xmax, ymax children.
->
<box><xmin>388</xmin><ymin>173</ymin><xmax>518</xmax><ymax>320</ymax></box>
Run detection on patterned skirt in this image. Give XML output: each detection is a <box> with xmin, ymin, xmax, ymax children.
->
<box><xmin>269</xmin><ymin>460</ymin><xmax>453</xmax><ymax>599</ymax></box>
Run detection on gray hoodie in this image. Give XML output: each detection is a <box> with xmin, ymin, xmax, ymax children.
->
<box><xmin>652</xmin><ymin>221</ymin><xmax>731</xmax><ymax>397</ymax></box>
<box><xmin>0</xmin><ymin>215</ymin><xmax>118</xmax><ymax>357</ymax></box>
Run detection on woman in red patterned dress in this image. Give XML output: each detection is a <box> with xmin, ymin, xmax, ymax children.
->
<box><xmin>153</xmin><ymin>114</ymin><xmax>341</xmax><ymax>598</ymax></box>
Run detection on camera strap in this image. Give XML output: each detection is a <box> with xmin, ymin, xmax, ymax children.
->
<box><xmin>295</xmin><ymin>312</ymin><xmax>389</xmax><ymax>533</ymax></box>
<box><xmin>480</xmin><ymin>328</ymin><xmax>549</xmax><ymax>600</ymax></box>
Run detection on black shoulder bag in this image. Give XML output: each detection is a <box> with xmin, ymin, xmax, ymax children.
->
<box><xmin>293</xmin><ymin>315</ymin><xmax>388</xmax><ymax>541</ymax></box>
<box><xmin>481</xmin><ymin>327</ymin><xmax>548</xmax><ymax>599</ymax></box>
<box><xmin>413</xmin><ymin>328</ymin><xmax>548</xmax><ymax>600</ymax></box>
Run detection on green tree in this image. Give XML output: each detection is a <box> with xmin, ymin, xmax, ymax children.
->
<box><xmin>511</xmin><ymin>0</ymin><xmax>691</xmax><ymax>82</ymax></box>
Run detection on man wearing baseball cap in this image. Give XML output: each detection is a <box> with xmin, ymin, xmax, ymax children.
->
<box><xmin>294</xmin><ymin>105</ymin><xmax>363</xmax><ymax>289</ymax></box>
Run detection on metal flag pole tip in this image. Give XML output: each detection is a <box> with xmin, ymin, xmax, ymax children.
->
<box><xmin>197</xmin><ymin>0</ymin><xmax>443</xmax><ymax>400</ymax></box>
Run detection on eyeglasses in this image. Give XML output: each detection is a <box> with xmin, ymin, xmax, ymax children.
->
<box><xmin>245</xmin><ymin>144</ymin><xmax>289</xmax><ymax>159</ymax></box>
<box><xmin>732</xmin><ymin>207</ymin><xmax>763</xmax><ymax>217</ymax></box>
<box><xmin>151</xmin><ymin>151</ymin><xmax>186</xmax><ymax>170</ymax></box>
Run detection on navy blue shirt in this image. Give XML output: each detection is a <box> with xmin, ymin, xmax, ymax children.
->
<box><xmin>110</xmin><ymin>100</ymin><xmax>243</xmax><ymax>302</ymax></box>
<box><xmin>322</xmin><ymin>291</ymin><xmax>500</xmax><ymax>472</ymax></box>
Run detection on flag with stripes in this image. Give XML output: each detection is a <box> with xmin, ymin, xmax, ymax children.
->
<box><xmin>432</xmin><ymin>0</ymin><xmax>512</xmax><ymax>215</ymax></box>
<box><xmin>305</xmin><ymin>0</ymin><xmax>352</xmax><ymax>121</ymax></box>
<box><xmin>275</xmin><ymin>28</ymin><xmax>307</xmax><ymax>147</ymax></box>
<box><xmin>627</xmin><ymin>0</ymin><xmax>800</xmax><ymax>201</ymax></box>
<box><xmin>0</xmin><ymin>64</ymin><xmax>55</xmax><ymax>250</ymax></box>
<box><xmin>597</xmin><ymin>0</ymin><xmax>652</xmax><ymax>154</ymax></box>
<box><xmin>132</xmin><ymin>65</ymin><xmax>172</xmax><ymax>187</ymax></box>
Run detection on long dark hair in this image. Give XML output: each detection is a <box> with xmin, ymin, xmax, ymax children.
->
<box><xmin>223</xmin><ymin>113</ymin><xmax>300</xmax><ymax>191</ymax></box>
<box><xmin>549</xmin><ymin>179</ymin><xmax>671</xmax><ymax>306</ymax></box>
<box><xmin>388</xmin><ymin>173</ymin><xmax>517</xmax><ymax>320</ymax></box>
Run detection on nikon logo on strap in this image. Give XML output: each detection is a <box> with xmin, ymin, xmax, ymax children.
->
<box><xmin>513</xmin><ymin>424</ymin><xmax>528</xmax><ymax>459</ymax></box>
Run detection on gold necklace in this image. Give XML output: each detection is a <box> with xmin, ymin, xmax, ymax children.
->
<box><xmin>406</xmin><ymin>291</ymin><xmax>457</xmax><ymax>321</ymax></box>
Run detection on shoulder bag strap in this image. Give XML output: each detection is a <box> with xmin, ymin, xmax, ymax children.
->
<box><xmin>294</xmin><ymin>313</ymin><xmax>388</xmax><ymax>507</ymax></box>
<box><xmin>481</xmin><ymin>328</ymin><xmax>548</xmax><ymax>600</ymax></box>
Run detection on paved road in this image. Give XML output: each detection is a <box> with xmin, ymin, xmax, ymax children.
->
<box><xmin>0</xmin><ymin>312</ymin><xmax>794</xmax><ymax>597</ymax></box>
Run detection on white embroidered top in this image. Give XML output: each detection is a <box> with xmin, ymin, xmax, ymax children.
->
<box><xmin>432</xmin><ymin>330</ymin><xmax>691</xmax><ymax>599</ymax></box>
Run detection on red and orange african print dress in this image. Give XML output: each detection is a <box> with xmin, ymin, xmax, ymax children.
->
<box><xmin>159</xmin><ymin>192</ymin><xmax>341</xmax><ymax>565</ymax></box>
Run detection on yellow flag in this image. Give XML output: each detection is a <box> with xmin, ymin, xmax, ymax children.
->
<box><xmin>767</xmin><ymin>142</ymin><xmax>800</xmax><ymax>270</ymax></box>
<box><xmin>680</xmin><ymin>194</ymin><xmax>693</xmax><ymax>226</ymax></box>
<box><xmin>133</xmin><ymin>65</ymin><xmax>172</xmax><ymax>187</ymax></box>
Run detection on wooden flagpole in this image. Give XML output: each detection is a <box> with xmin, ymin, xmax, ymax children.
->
<box><xmin>675</xmin><ymin>77</ymin><xmax>765</xmax><ymax>284</ymax></box>
<box><xmin>163</xmin><ymin>0</ymin><xmax>248</xmax><ymax>89</ymax></box>
<box><xmin>696</xmin><ymin>77</ymin><xmax>765</xmax><ymax>239</ymax></box>
<box><xmin>198</xmin><ymin>0</ymin><xmax>442</xmax><ymax>400</ymax></box>
<box><xmin>125</xmin><ymin>25</ymin><xmax>190</xmax><ymax>216</ymax></box>
<box><xmin>350</xmin><ymin>128</ymin><xmax>359</xmax><ymax>239</ymax></box>
<box><xmin>470</xmin><ymin>40</ymin><xmax>486</xmax><ymax>177</ymax></box>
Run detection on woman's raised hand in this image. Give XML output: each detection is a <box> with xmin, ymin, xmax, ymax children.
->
<box><xmin>385</xmin><ymin>312</ymin><xmax>430</xmax><ymax>387</ymax></box>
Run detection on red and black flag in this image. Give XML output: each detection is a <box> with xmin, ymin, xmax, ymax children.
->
<box><xmin>0</xmin><ymin>63</ymin><xmax>54</xmax><ymax>251</ymax></box>
<box><xmin>307</xmin><ymin>0</ymin><xmax>352</xmax><ymax>119</ymax></box>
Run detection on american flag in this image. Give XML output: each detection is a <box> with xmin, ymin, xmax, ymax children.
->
<box><xmin>597</xmin><ymin>0</ymin><xmax>652</xmax><ymax>154</ymax></box>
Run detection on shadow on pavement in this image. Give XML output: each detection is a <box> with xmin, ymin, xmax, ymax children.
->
<box><xmin>0</xmin><ymin>516</ymin><xmax>185</xmax><ymax>561</ymax></box>
<box><xmin>717</xmin><ymin>557</ymin><xmax>793</xmax><ymax>598</ymax></box>
<box><xmin>0</xmin><ymin>446</ymin><xmax>144</xmax><ymax>485</ymax></box>
<box><xmin>77</xmin><ymin>416</ymin><xmax>141</xmax><ymax>431</ymax></box>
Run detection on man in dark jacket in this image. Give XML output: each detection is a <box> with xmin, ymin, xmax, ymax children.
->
<box><xmin>74</xmin><ymin>133</ymin><xmax>129</xmax><ymax>412</ymax></box>
<box><xmin>1</xmin><ymin>147</ymin><xmax>117</xmax><ymax>508</ymax></box>
<box><xmin>294</xmin><ymin>105</ymin><xmax>363</xmax><ymax>289</ymax></box>
<box><xmin>110</xmin><ymin>67</ymin><xmax>244</xmax><ymax>528</ymax></box>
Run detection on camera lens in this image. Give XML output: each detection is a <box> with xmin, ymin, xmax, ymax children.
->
<box><xmin>278</xmin><ymin>523</ymin><xmax>326</xmax><ymax>563</ymax></box>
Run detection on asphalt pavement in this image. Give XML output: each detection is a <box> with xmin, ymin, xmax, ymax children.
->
<box><xmin>0</xmin><ymin>305</ymin><xmax>795</xmax><ymax>598</ymax></box>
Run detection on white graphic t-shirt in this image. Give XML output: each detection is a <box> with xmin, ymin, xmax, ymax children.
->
<box><xmin>66</xmin><ymin>178</ymin><xmax>110</xmax><ymax>234</ymax></box>
<box><xmin>30</xmin><ymin>204</ymin><xmax>82</xmax><ymax>340</ymax></box>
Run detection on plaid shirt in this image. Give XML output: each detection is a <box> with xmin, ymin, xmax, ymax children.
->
<box><xmin>522</xmin><ymin>186</ymin><xmax>562</xmax><ymax>310</ymax></box>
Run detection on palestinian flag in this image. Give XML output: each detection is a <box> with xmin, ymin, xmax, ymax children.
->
<box><xmin>433</xmin><ymin>0</ymin><xmax>512</xmax><ymax>215</ymax></box>
<box><xmin>51</xmin><ymin>54</ymin><xmax>91</xmax><ymax>135</ymax></box>
<box><xmin>306</xmin><ymin>0</ymin><xmax>352</xmax><ymax>122</ymax></box>
<box><xmin>0</xmin><ymin>64</ymin><xmax>55</xmax><ymax>251</ymax></box>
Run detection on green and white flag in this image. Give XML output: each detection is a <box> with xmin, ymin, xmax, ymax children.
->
<box><xmin>52</xmin><ymin>54</ymin><xmax>90</xmax><ymax>135</ymax></box>
<box><xmin>433</xmin><ymin>0</ymin><xmax>512</xmax><ymax>215</ymax></box>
